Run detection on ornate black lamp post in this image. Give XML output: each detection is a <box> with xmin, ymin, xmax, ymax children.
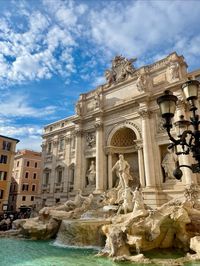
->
<box><xmin>157</xmin><ymin>80</ymin><xmax>200</xmax><ymax>179</ymax></box>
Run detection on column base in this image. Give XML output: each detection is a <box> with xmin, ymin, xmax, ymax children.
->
<box><xmin>93</xmin><ymin>189</ymin><xmax>104</xmax><ymax>195</ymax></box>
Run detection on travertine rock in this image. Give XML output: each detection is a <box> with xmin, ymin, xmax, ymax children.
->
<box><xmin>56</xmin><ymin>219</ymin><xmax>110</xmax><ymax>247</ymax></box>
<box><xmin>13</xmin><ymin>217</ymin><xmax>60</xmax><ymax>240</ymax></box>
<box><xmin>190</xmin><ymin>236</ymin><xmax>200</xmax><ymax>255</ymax></box>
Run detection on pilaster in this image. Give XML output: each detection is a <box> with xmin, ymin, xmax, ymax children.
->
<box><xmin>94</xmin><ymin>118</ymin><xmax>104</xmax><ymax>193</ymax></box>
<box><xmin>73</xmin><ymin>126</ymin><xmax>84</xmax><ymax>191</ymax></box>
<box><xmin>138</xmin><ymin>108</ymin><xmax>156</xmax><ymax>187</ymax></box>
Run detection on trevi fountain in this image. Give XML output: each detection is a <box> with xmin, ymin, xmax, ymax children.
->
<box><xmin>2</xmin><ymin>53</ymin><xmax>200</xmax><ymax>265</ymax></box>
<box><xmin>1</xmin><ymin>154</ymin><xmax>200</xmax><ymax>266</ymax></box>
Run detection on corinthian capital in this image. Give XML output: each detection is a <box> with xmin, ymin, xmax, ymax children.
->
<box><xmin>74</xmin><ymin>128</ymin><xmax>84</xmax><ymax>137</ymax></box>
<box><xmin>138</xmin><ymin>109</ymin><xmax>152</xmax><ymax>119</ymax></box>
<box><xmin>95</xmin><ymin>121</ymin><xmax>103</xmax><ymax>129</ymax></box>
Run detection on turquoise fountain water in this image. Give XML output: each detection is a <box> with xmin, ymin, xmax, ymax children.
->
<box><xmin>0</xmin><ymin>238</ymin><xmax>198</xmax><ymax>266</ymax></box>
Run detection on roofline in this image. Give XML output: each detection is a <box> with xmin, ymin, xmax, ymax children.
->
<box><xmin>0</xmin><ymin>135</ymin><xmax>20</xmax><ymax>143</ymax></box>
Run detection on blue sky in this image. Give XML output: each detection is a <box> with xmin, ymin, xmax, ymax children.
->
<box><xmin>0</xmin><ymin>0</ymin><xmax>200</xmax><ymax>151</ymax></box>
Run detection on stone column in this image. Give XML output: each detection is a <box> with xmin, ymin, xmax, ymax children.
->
<box><xmin>139</xmin><ymin>109</ymin><xmax>156</xmax><ymax>187</ymax></box>
<box><xmin>94</xmin><ymin>118</ymin><xmax>104</xmax><ymax>193</ymax></box>
<box><xmin>50</xmin><ymin>137</ymin><xmax>58</xmax><ymax>195</ymax></box>
<box><xmin>73</xmin><ymin>127</ymin><xmax>84</xmax><ymax>191</ymax></box>
<box><xmin>108</xmin><ymin>152</ymin><xmax>113</xmax><ymax>189</ymax></box>
<box><xmin>63</xmin><ymin>134</ymin><xmax>71</xmax><ymax>194</ymax></box>
<box><xmin>137</xmin><ymin>146</ymin><xmax>145</xmax><ymax>187</ymax></box>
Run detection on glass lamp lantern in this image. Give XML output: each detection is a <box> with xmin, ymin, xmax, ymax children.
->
<box><xmin>181</xmin><ymin>80</ymin><xmax>200</xmax><ymax>101</ymax></box>
<box><xmin>174</xmin><ymin>115</ymin><xmax>191</xmax><ymax>136</ymax></box>
<box><xmin>157</xmin><ymin>90</ymin><xmax>178</xmax><ymax>128</ymax></box>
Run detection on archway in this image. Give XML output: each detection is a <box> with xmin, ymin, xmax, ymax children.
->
<box><xmin>106</xmin><ymin>126</ymin><xmax>140</xmax><ymax>189</ymax></box>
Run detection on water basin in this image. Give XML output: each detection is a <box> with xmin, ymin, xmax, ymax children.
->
<box><xmin>0</xmin><ymin>238</ymin><xmax>199</xmax><ymax>266</ymax></box>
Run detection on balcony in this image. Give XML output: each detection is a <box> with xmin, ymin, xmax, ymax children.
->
<box><xmin>42</xmin><ymin>184</ymin><xmax>50</xmax><ymax>193</ymax></box>
<box><xmin>54</xmin><ymin>182</ymin><xmax>63</xmax><ymax>193</ymax></box>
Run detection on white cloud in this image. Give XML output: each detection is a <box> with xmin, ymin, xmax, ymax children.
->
<box><xmin>0</xmin><ymin>94</ymin><xmax>56</xmax><ymax>118</ymax></box>
<box><xmin>0</xmin><ymin>0</ymin><xmax>86</xmax><ymax>87</ymax></box>
<box><xmin>89</xmin><ymin>1</ymin><xmax>200</xmax><ymax>67</ymax></box>
<box><xmin>0</xmin><ymin>124</ymin><xmax>42</xmax><ymax>152</ymax></box>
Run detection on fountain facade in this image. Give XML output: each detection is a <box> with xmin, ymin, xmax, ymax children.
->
<box><xmin>40</xmin><ymin>52</ymin><xmax>200</xmax><ymax>210</ymax></box>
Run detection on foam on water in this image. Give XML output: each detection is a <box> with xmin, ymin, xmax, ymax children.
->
<box><xmin>52</xmin><ymin>239</ymin><xmax>101</xmax><ymax>251</ymax></box>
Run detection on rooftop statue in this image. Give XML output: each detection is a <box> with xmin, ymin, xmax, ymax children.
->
<box><xmin>105</xmin><ymin>56</ymin><xmax>137</xmax><ymax>87</ymax></box>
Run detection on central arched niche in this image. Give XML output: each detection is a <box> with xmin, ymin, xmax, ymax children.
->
<box><xmin>110</xmin><ymin>127</ymin><xmax>136</xmax><ymax>147</ymax></box>
<box><xmin>110</xmin><ymin>127</ymin><xmax>139</xmax><ymax>187</ymax></box>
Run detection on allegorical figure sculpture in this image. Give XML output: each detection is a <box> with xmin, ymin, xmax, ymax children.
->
<box><xmin>162</xmin><ymin>148</ymin><xmax>178</xmax><ymax>181</ymax></box>
<box><xmin>168</xmin><ymin>61</ymin><xmax>180</xmax><ymax>81</ymax></box>
<box><xmin>136</xmin><ymin>74</ymin><xmax>146</xmax><ymax>92</ymax></box>
<box><xmin>75</xmin><ymin>101</ymin><xmax>81</xmax><ymax>116</ymax></box>
<box><xmin>132</xmin><ymin>187</ymin><xmax>145</xmax><ymax>212</ymax></box>
<box><xmin>86</xmin><ymin>161</ymin><xmax>96</xmax><ymax>186</ymax></box>
<box><xmin>112</xmin><ymin>154</ymin><xmax>133</xmax><ymax>188</ymax></box>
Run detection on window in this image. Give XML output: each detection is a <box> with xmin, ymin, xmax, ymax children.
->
<box><xmin>59</xmin><ymin>139</ymin><xmax>65</xmax><ymax>151</ymax></box>
<box><xmin>0</xmin><ymin>171</ymin><xmax>7</xmax><ymax>181</ymax></box>
<box><xmin>22</xmin><ymin>196</ymin><xmax>26</xmax><ymax>201</ymax></box>
<box><xmin>0</xmin><ymin>155</ymin><xmax>7</xmax><ymax>164</ymax></box>
<box><xmin>3</xmin><ymin>141</ymin><xmax>11</xmax><ymax>151</ymax></box>
<box><xmin>61</xmin><ymin>123</ymin><xmax>65</xmax><ymax>127</ymax></box>
<box><xmin>12</xmin><ymin>195</ymin><xmax>15</xmax><ymax>201</ymax></box>
<box><xmin>31</xmin><ymin>196</ymin><xmax>34</xmax><ymax>201</ymax></box>
<box><xmin>50</xmin><ymin>126</ymin><xmax>53</xmax><ymax>131</ymax></box>
<box><xmin>45</xmin><ymin>172</ymin><xmax>50</xmax><ymax>185</ymax></box>
<box><xmin>25</xmin><ymin>172</ymin><xmax>29</xmax><ymax>178</ymax></box>
<box><xmin>27</xmin><ymin>161</ymin><xmax>30</xmax><ymax>167</ymax></box>
<box><xmin>32</xmin><ymin>185</ymin><xmax>36</xmax><ymax>191</ymax></box>
<box><xmin>47</xmin><ymin>143</ymin><xmax>52</xmax><ymax>154</ymax></box>
<box><xmin>55</xmin><ymin>198</ymin><xmax>60</xmax><ymax>203</ymax></box>
<box><xmin>17</xmin><ymin>161</ymin><xmax>20</xmax><ymax>167</ymax></box>
<box><xmin>35</xmin><ymin>162</ymin><xmax>37</xmax><ymax>168</ymax></box>
<box><xmin>57</xmin><ymin>170</ymin><xmax>62</xmax><ymax>184</ymax></box>
<box><xmin>0</xmin><ymin>190</ymin><xmax>4</xmax><ymax>199</ymax></box>
<box><xmin>22</xmin><ymin>184</ymin><xmax>29</xmax><ymax>191</ymax></box>
<box><xmin>33</xmin><ymin>173</ymin><xmax>37</xmax><ymax>179</ymax></box>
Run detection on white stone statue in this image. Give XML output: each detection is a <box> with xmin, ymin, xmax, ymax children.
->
<box><xmin>132</xmin><ymin>187</ymin><xmax>145</xmax><ymax>212</ymax></box>
<box><xmin>86</xmin><ymin>161</ymin><xmax>96</xmax><ymax>186</ymax></box>
<box><xmin>117</xmin><ymin>187</ymin><xmax>134</xmax><ymax>214</ymax></box>
<box><xmin>168</xmin><ymin>62</ymin><xmax>180</xmax><ymax>81</ymax></box>
<box><xmin>75</xmin><ymin>102</ymin><xmax>81</xmax><ymax>115</ymax></box>
<box><xmin>161</xmin><ymin>148</ymin><xmax>178</xmax><ymax>181</ymax></box>
<box><xmin>105</xmin><ymin>69</ymin><xmax>115</xmax><ymax>87</ymax></box>
<box><xmin>112</xmin><ymin>154</ymin><xmax>133</xmax><ymax>188</ymax></box>
<box><xmin>94</xmin><ymin>91</ymin><xmax>101</xmax><ymax>109</ymax></box>
<box><xmin>136</xmin><ymin>74</ymin><xmax>146</xmax><ymax>92</ymax></box>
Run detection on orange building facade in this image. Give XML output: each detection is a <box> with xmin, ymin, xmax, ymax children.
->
<box><xmin>0</xmin><ymin>135</ymin><xmax>19</xmax><ymax>212</ymax></box>
<box><xmin>9</xmin><ymin>150</ymin><xmax>42</xmax><ymax>211</ymax></box>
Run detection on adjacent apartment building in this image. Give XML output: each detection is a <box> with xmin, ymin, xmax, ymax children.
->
<box><xmin>9</xmin><ymin>150</ymin><xmax>42</xmax><ymax>212</ymax></box>
<box><xmin>0</xmin><ymin>135</ymin><xmax>19</xmax><ymax>212</ymax></box>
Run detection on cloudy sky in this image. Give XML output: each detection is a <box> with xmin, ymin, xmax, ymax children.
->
<box><xmin>0</xmin><ymin>0</ymin><xmax>200</xmax><ymax>151</ymax></box>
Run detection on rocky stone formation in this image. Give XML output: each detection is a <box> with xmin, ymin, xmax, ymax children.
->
<box><xmin>7</xmin><ymin>184</ymin><xmax>200</xmax><ymax>265</ymax></box>
<box><xmin>13</xmin><ymin>191</ymin><xmax>94</xmax><ymax>240</ymax></box>
<box><xmin>56</xmin><ymin>219</ymin><xmax>110</xmax><ymax>247</ymax></box>
<box><xmin>13</xmin><ymin>217</ymin><xmax>61</xmax><ymax>240</ymax></box>
<box><xmin>99</xmin><ymin>195</ymin><xmax>200</xmax><ymax>261</ymax></box>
